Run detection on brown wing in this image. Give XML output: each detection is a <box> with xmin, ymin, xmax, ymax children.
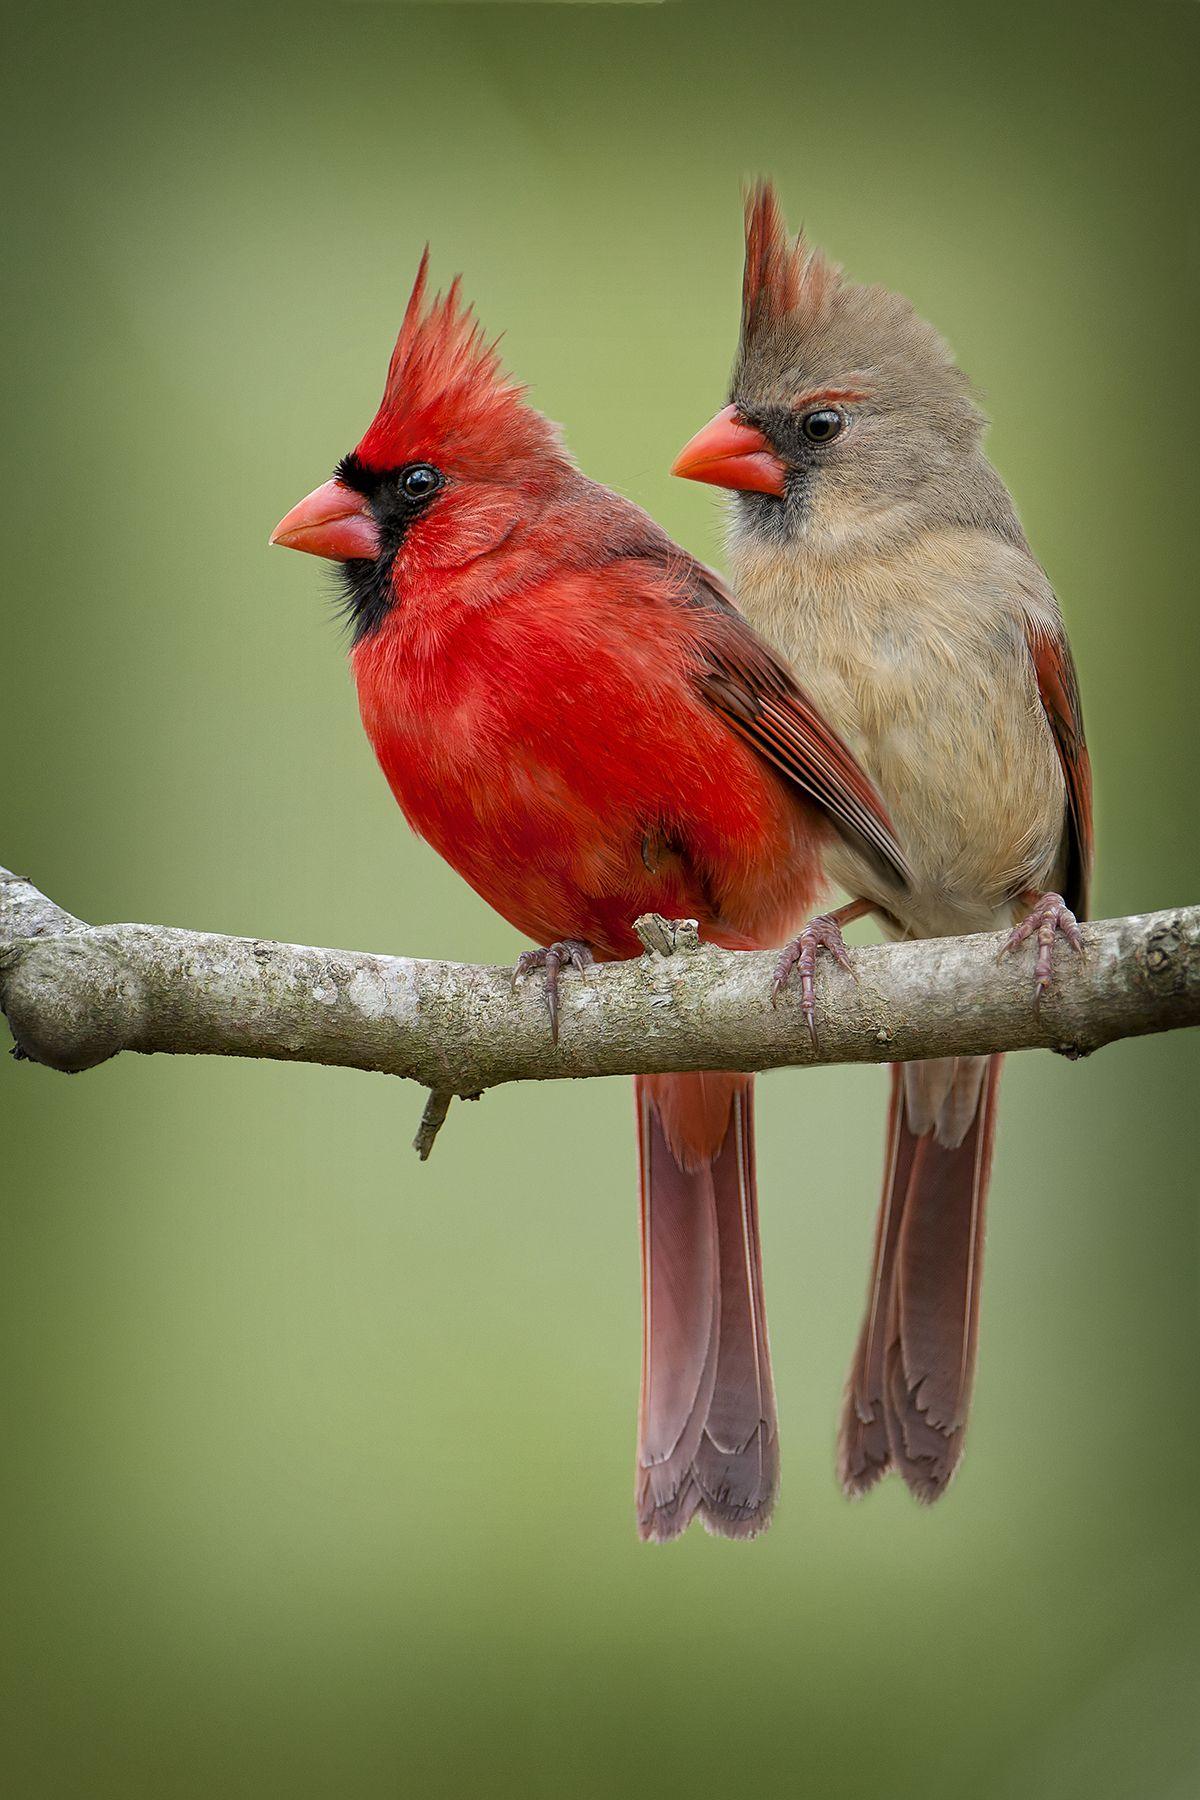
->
<box><xmin>677</xmin><ymin>560</ymin><xmax>911</xmax><ymax>891</ymax></box>
<box><xmin>1027</xmin><ymin>620</ymin><xmax>1094</xmax><ymax>919</ymax></box>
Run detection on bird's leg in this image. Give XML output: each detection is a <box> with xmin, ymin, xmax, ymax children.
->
<box><xmin>999</xmin><ymin>889</ymin><xmax>1084</xmax><ymax>1003</ymax></box>
<box><xmin>512</xmin><ymin>939</ymin><xmax>595</xmax><ymax>1043</ymax></box>
<box><xmin>772</xmin><ymin>899</ymin><xmax>874</xmax><ymax>1047</ymax></box>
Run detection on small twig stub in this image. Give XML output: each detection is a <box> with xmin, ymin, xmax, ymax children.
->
<box><xmin>413</xmin><ymin>1089</ymin><xmax>453</xmax><ymax>1161</ymax></box>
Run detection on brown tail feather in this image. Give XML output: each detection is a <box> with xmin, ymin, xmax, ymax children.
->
<box><xmin>837</xmin><ymin>1068</ymin><xmax>921</xmax><ymax>1498</ymax></box>
<box><xmin>636</xmin><ymin>1072</ymin><xmax>778</xmax><ymax>1541</ymax></box>
<box><xmin>838</xmin><ymin>1055</ymin><xmax>1003</xmax><ymax>1503</ymax></box>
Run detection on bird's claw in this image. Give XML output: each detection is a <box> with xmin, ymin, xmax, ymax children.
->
<box><xmin>999</xmin><ymin>891</ymin><xmax>1084</xmax><ymax>1004</ymax></box>
<box><xmin>772</xmin><ymin>914</ymin><xmax>857</xmax><ymax>1048</ymax></box>
<box><xmin>512</xmin><ymin>939</ymin><xmax>594</xmax><ymax>1042</ymax></box>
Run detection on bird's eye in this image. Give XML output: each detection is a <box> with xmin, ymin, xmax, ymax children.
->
<box><xmin>399</xmin><ymin>463</ymin><xmax>444</xmax><ymax>501</ymax></box>
<box><xmin>801</xmin><ymin>409</ymin><xmax>844</xmax><ymax>444</ymax></box>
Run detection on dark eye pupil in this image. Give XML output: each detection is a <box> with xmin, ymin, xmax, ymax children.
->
<box><xmin>803</xmin><ymin>410</ymin><xmax>842</xmax><ymax>443</ymax></box>
<box><xmin>401</xmin><ymin>464</ymin><xmax>441</xmax><ymax>498</ymax></box>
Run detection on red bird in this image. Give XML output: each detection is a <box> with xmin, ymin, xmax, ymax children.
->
<box><xmin>271</xmin><ymin>253</ymin><xmax>909</xmax><ymax>1539</ymax></box>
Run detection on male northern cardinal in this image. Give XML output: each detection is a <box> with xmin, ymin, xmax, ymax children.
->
<box><xmin>271</xmin><ymin>251</ymin><xmax>910</xmax><ymax>1539</ymax></box>
<box><xmin>674</xmin><ymin>184</ymin><xmax>1093</xmax><ymax>1502</ymax></box>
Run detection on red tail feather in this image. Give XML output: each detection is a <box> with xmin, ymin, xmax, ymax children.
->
<box><xmin>636</xmin><ymin>1073</ymin><xmax>778</xmax><ymax>1541</ymax></box>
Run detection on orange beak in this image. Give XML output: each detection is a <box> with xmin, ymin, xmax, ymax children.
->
<box><xmin>269</xmin><ymin>478</ymin><xmax>381</xmax><ymax>561</ymax></box>
<box><xmin>671</xmin><ymin>404</ymin><xmax>787</xmax><ymax>498</ymax></box>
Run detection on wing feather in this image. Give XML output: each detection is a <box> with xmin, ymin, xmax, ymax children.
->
<box><xmin>687</xmin><ymin>570</ymin><xmax>910</xmax><ymax>891</ymax></box>
<box><xmin>1026</xmin><ymin>621</ymin><xmax>1094</xmax><ymax>918</ymax></box>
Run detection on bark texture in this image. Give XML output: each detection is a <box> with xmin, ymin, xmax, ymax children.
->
<box><xmin>2</xmin><ymin>868</ymin><xmax>1197</xmax><ymax>1105</ymax></box>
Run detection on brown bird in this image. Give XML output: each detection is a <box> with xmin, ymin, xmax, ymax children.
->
<box><xmin>673</xmin><ymin>182</ymin><xmax>1094</xmax><ymax>1502</ymax></box>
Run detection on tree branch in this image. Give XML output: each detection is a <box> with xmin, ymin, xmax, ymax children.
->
<box><xmin>2</xmin><ymin>868</ymin><xmax>1198</xmax><ymax>1119</ymax></box>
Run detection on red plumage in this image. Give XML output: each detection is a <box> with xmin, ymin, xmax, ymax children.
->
<box><xmin>357</xmin><ymin>247</ymin><xmax>565</xmax><ymax>481</ymax></box>
<box><xmin>273</xmin><ymin>256</ymin><xmax>909</xmax><ymax>1538</ymax></box>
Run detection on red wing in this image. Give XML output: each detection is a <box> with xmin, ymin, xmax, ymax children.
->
<box><xmin>678</xmin><ymin>564</ymin><xmax>911</xmax><ymax>892</ymax></box>
<box><xmin>1026</xmin><ymin>620</ymin><xmax>1094</xmax><ymax>919</ymax></box>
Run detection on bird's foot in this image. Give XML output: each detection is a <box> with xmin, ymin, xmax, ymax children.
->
<box><xmin>999</xmin><ymin>891</ymin><xmax>1084</xmax><ymax>1003</ymax></box>
<box><xmin>512</xmin><ymin>939</ymin><xmax>594</xmax><ymax>1042</ymax></box>
<box><xmin>772</xmin><ymin>913</ymin><xmax>857</xmax><ymax>1048</ymax></box>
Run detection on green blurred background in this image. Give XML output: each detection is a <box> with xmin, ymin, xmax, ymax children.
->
<box><xmin>3</xmin><ymin>2</ymin><xmax>1198</xmax><ymax>1794</ymax></box>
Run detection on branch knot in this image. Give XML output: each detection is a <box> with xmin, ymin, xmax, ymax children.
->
<box><xmin>633</xmin><ymin>914</ymin><xmax>701</xmax><ymax>958</ymax></box>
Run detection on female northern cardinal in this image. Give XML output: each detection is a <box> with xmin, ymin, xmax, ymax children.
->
<box><xmin>271</xmin><ymin>252</ymin><xmax>909</xmax><ymax>1539</ymax></box>
<box><xmin>674</xmin><ymin>184</ymin><xmax>1093</xmax><ymax>1502</ymax></box>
